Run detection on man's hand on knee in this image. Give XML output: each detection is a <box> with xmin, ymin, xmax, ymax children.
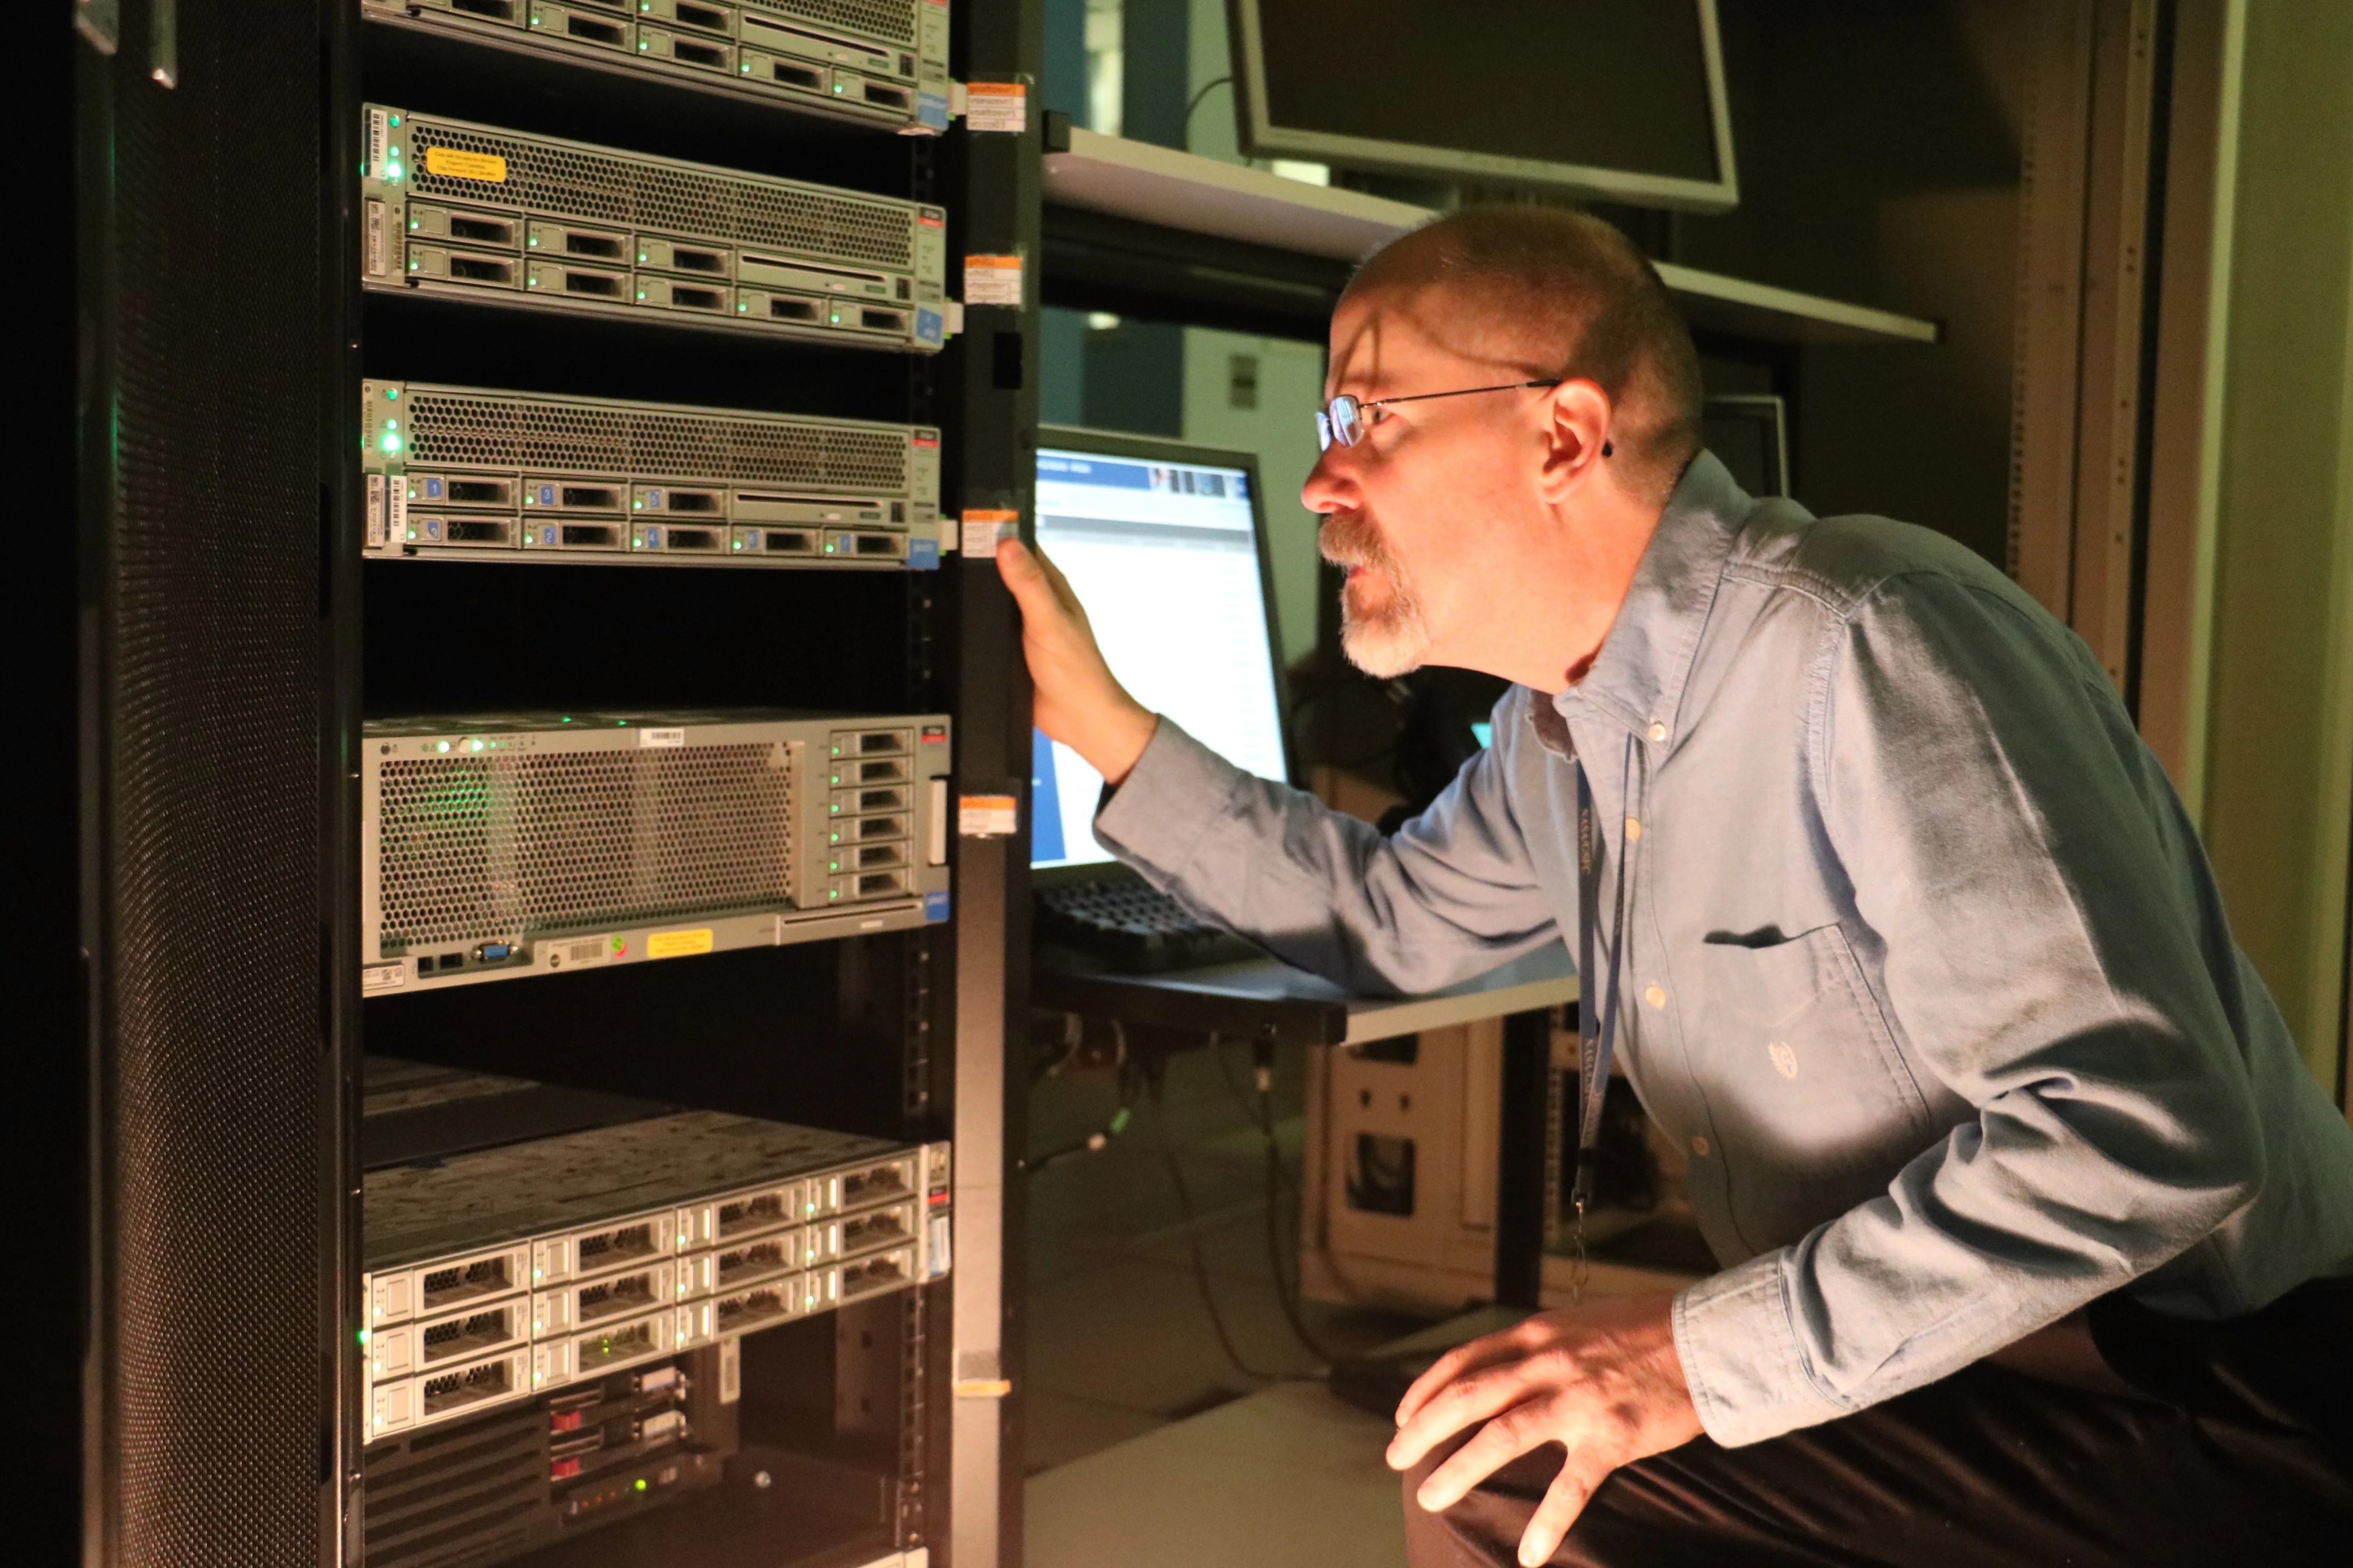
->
<box><xmin>995</xmin><ymin>537</ymin><xmax>1159</xmax><ymax>786</ymax></box>
<box><xmin>1387</xmin><ymin>1293</ymin><xmax>1703</xmax><ymax>1566</ymax></box>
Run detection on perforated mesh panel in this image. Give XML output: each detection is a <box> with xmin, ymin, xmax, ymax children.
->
<box><xmin>743</xmin><ymin>0</ymin><xmax>918</xmax><ymax>45</ymax></box>
<box><xmin>376</xmin><ymin>744</ymin><xmax>797</xmax><ymax>947</ymax></box>
<box><xmin>400</xmin><ymin>389</ymin><xmax>913</xmax><ymax>491</ymax></box>
<box><xmin>98</xmin><ymin>0</ymin><xmax>334</xmax><ymax>1563</ymax></box>
<box><xmin>406</xmin><ymin>119</ymin><xmax>916</xmax><ymax>267</ymax></box>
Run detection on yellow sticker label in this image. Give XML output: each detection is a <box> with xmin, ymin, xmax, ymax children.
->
<box><xmin>647</xmin><ymin>928</ymin><xmax>715</xmax><ymax>959</ymax></box>
<box><xmin>423</xmin><ymin>146</ymin><xmax>508</xmax><ymax>183</ymax></box>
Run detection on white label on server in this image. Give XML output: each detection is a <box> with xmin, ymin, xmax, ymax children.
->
<box><xmin>387</xmin><ymin>480</ymin><xmax>408</xmax><ymax>544</ymax></box>
<box><xmin>367</xmin><ymin>107</ymin><xmax>388</xmax><ymax>181</ymax></box>
<box><xmin>719</xmin><ymin>1335</ymin><xmax>743</xmax><ymax>1404</ymax></box>
<box><xmin>959</xmin><ymin>794</ymin><xmax>1018</xmax><ymax>837</ymax></box>
<box><xmin>361</xmin><ymin>962</ymin><xmax>406</xmax><ymax>993</ymax></box>
<box><xmin>366</xmin><ymin>473</ymin><xmax>386</xmax><ymax>548</ymax></box>
<box><xmin>365</xmin><ymin>199</ymin><xmax>388</xmax><ymax>278</ymax></box>
<box><xmin>544</xmin><ymin>935</ymin><xmax>611</xmax><ymax>972</ymax></box>
<box><xmin>927</xmin><ymin>779</ymin><xmax>949</xmax><ymax>865</ymax></box>
<box><xmin>962</xmin><ymin>253</ymin><xmax>1023</xmax><ymax>307</ymax></box>
<box><xmin>962</xmin><ymin>80</ymin><xmax>1027</xmax><ymax>133</ymax></box>
<box><xmin>639</xmin><ymin>728</ymin><xmax>686</xmax><ymax>748</ymax></box>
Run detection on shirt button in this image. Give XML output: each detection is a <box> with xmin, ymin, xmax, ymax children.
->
<box><xmin>1648</xmin><ymin>721</ymin><xmax>1668</xmax><ymax>743</ymax></box>
<box><xmin>1625</xmin><ymin>816</ymin><xmax>1642</xmax><ymax>841</ymax></box>
<box><xmin>1645</xmin><ymin>983</ymin><xmax>1667</xmax><ymax>1009</ymax></box>
<box><xmin>1691</xmin><ymin>1135</ymin><xmax>1711</xmax><ymax>1158</ymax></box>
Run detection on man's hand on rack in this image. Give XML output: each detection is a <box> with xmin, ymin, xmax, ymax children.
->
<box><xmin>1388</xmin><ymin>1293</ymin><xmax>1702</xmax><ymax>1566</ymax></box>
<box><xmin>996</xmin><ymin>538</ymin><xmax>1159</xmax><ymax>786</ymax></box>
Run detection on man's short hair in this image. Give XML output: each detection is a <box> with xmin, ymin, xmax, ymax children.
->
<box><xmin>1349</xmin><ymin>204</ymin><xmax>1704</xmax><ymax>499</ymax></box>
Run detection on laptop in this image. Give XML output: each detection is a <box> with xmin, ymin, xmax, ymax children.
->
<box><xmin>1031</xmin><ymin>426</ymin><xmax>1297</xmax><ymax>972</ymax></box>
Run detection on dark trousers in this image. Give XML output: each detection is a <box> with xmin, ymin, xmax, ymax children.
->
<box><xmin>1402</xmin><ymin>1280</ymin><xmax>2353</xmax><ymax>1567</ymax></box>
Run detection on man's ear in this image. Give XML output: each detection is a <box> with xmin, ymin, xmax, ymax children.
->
<box><xmin>1536</xmin><ymin>379</ymin><xmax>1613</xmax><ymax>505</ymax></box>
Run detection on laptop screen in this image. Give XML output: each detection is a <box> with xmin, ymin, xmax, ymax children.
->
<box><xmin>1031</xmin><ymin>440</ymin><xmax>1290</xmax><ymax>870</ymax></box>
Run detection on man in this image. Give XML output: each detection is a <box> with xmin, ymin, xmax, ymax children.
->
<box><xmin>999</xmin><ymin>205</ymin><xmax>2353</xmax><ymax>1565</ymax></box>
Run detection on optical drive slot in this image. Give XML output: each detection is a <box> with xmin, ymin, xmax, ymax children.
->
<box><xmin>730</xmin><ymin>491</ymin><xmax>884</xmax><ymax>525</ymax></box>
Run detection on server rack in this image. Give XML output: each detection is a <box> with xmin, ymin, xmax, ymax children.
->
<box><xmin>73</xmin><ymin>1</ymin><xmax>1039</xmax><ymax>1566</ymax></box>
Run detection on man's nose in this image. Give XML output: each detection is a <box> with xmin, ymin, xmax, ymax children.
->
<box><xmin>1301</xmin><ymin>443</ymin><xmax>1353</xmax><ymax>516</ymax></box>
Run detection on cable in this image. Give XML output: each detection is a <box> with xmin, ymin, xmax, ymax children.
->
<box><xmin>1183</xmin><ymin>75</ymin><xmax>1233</xmax><ymax>137</ymax></box>
<box><xmin>1144</xmin><ymin>1063</ymin><xmax>1290</xmax><ymax>1383</ymax></box>
<box><xmin>1217</xmin><ymin>1038</ymin><xmax>1351</xmax><ymax>1367</ymax></box>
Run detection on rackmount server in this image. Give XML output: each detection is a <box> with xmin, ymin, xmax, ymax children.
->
<box><xmin>361</xmin><ymin>380</ymin><xmax>946</xmax><ymax>568</ymax></box>
<box><xmin>361</xmin><ymin>711</ymin><xmax>952</xmax><ymax>996</ymax></box>
<box><xmin>364</xmin><ymin>1108</ymin><xmax>950</xmax><ymax>1439</ymax></box>
<box><xmin>363</xmin><ymin>1346</ymin><xmax>737</xmax><ymax>1568</ymax></box>
<box><xmin>361</xmin><ymin>0</ymin><xmax>951</xmax><ymax>135</ymax></box>
<box><xmin>361</xmin><ymin>105</ymin><xmax>949</xmax><ymax>351</ymax></box>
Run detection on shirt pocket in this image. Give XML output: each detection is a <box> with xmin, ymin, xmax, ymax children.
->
<box><xmin>1694</xmin><ymin>923</ymin><xmax>1933</xmax><ymax>1252</ymax></box>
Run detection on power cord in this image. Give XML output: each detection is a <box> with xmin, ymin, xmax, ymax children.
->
<box><xmin>1183</xmin><ymin>75</ymin><xmax>1233</xmax><ymax>138</ymax></box>
<box><xmin>1212</xmin><ymin>1037</ymin><xmax>1350</xmax><ymax>1368</ymax></box>
<box><xmin>1144</xmin><ymin>1061</ymin><xmax>1293</xmax><ymax>1383</ymax></box>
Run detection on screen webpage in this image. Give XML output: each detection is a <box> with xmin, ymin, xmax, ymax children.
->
<box><xmin>1031</xmin><ymin>446</ymin><xmax>1289</xmax><ymax>870</ymax></box>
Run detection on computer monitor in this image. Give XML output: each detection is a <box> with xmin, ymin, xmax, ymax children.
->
<box><xmin>1030</xmin><ymin>428</ymin><xmax>1294</xmax><ymax>873</ymax></box>
<box><xmin>1701</xmin><ymin>394</ymin><xmax>1791</xmax><ymax>498</ymax></box>
<box><xmin>1229</xmin><ymin>0</ymin><xmax>1738</xmax><ymax>214</ymax></box>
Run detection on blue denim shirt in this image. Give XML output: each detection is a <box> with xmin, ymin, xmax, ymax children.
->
<box><xmin>1093</xmin><ymin>451</ymin><xmax>2353</xmax><ymax>1447</ymax></box>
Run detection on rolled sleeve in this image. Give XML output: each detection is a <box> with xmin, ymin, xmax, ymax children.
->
<box><xmin>1090</xmin><ymin>709</ymin><xmax>1561</xmax><ymax>996</ymax></box>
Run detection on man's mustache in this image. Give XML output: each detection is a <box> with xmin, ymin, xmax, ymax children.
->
<box><xmin>1319</xmin><ymin>510</ymin><xmax>1389</xmax><ymax>570</ymax></box>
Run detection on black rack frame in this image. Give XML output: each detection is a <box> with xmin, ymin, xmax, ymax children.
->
<box><xmin>70</xmin><ymin>1</ymin><xmax>1042</xmax><ymax>1565</ymax></box>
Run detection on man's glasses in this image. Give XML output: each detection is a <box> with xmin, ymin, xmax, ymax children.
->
<box><xmin>1316</xmin><ymin>380</ymin><xmax>1564</xmax><ymax>451</ymax></box>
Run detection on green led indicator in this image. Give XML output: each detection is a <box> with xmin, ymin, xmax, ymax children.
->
<box><xmin>385</xmin><ymin>387</ymin><xmax>398</xmax><ymax>399</ymax></box>
<box><xmin>634</xmin><ymin>1478</ymin><xmax>648</xmax><ymax>1493</ymax></box>
<box><xmin>385</xmin><ymin>418</ymin><xmax>397</xmax><ymax>430</ymax></box>
<box><xmin>388</xmin><ymin>114</ymin><xmax>400</xmax><ymax>126</ymax></box>
<box><xmin>357</xmin><ymin>1328</ymin><xmax>371</xmax><ymax>1346</ymax></box>
<box><xmin>436</xmin><ymin>740</ymin><xmax>451</xmax><ymax>752</ymax></box>
<box><xmin>380</xmin><ymin>434</ymin><xmax>402</xmax><ymax>454</ymax></box>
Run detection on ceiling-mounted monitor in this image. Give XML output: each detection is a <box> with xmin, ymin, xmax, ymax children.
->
<box><xmin>1228</xmin><ymin>0</ymin><xmax>1739</xmax><ymax>214</ymax></box>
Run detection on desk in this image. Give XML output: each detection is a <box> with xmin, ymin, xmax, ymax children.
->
<box><xmin>1032</xmin><ymin>943</ymin><xmax>1579</xmax><ymax>1309</ymax></box>
<box><xmin>1031</xmin><ymin>942</ymin><xmax>1577</xmax><ymax>1048</ymax></box>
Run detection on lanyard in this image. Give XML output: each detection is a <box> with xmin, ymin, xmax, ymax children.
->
<box><xmin>1569</xmin><ymin>730</ymin><xmax>1638</xmax><ymax>1301</ymax></box>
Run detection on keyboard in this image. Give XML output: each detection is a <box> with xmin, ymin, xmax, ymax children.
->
<box><xmin>1034</xmin><ymin>879</ymin><xmax>1262</xmax><ymax>974</ymax></box>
